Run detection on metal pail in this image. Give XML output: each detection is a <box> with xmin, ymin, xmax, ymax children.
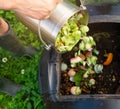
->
<box><xmin>15</xmin><ymin>0</ymin><xmax>88</xmax><ymax>51</ymax></box>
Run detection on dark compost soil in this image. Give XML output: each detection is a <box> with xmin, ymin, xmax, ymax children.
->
<box><xmin>60</xmin><ymin>23</ymin><xmax>120</xmax><ymax>95</ymax></box>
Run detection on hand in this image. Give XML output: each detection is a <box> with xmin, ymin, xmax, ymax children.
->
<box><xmin>0</xmin><ymin>18</ymin><xmax>9</xmax><ymax>36</ymax></box>
<box><xmin>0</xmin><ymin>0</ymin><xmax>63</xmax><ymax>19</ymax></box>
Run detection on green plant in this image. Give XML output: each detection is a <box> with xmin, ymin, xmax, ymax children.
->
<box><xmin>0</xmin><ymin>10</ymin><xmax>44</xmax><ymax>109</ymax></box>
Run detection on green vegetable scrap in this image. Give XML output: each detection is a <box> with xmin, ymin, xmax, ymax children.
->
<box><xmin>74</xmin><ymin>70</ymin><xmax>85</xmax><ymax>86</ymax></box>
<box><xmin>79</xmin><ymin>36</ymin><xmax>96</xmax><ymax>51</ymax></box>
<box><xmin>55</xmin><ymin>12</ymin><xmax>89</xmax><ymax>53</ymax></box>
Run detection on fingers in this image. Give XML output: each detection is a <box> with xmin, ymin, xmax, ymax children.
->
<box><xmin>13</xmin><ymin>0</ymin><xmax>64</xmax><ymax>19</ymax></box>
<box><xmin>58</xmin><ymin>0</ymin><xmax>63</xmax><ymax>3</ymax></box>
<box><xmin>56</xmin><ymin>0</ymin><xmax>63</xmax><ymax>5</ymax></box>
<box><xmin>0</xmin><ymin>18</ymin><xmax>5</xmax><ymax>25</ymax></box>
<box><xmin>43</xmin><ymin>15</ymin><xmax>50</xmax><ymax>19</ymax></box>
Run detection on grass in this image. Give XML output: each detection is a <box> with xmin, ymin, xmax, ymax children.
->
<box><xmin>0</xmin><ymin>52</ymin><xmax>45</xmax><ymax>109</ymax></box>
<box><xmin>0</xmin><ymin>10</ymin><xmax>45</xmax><ymax>109</ymax></box>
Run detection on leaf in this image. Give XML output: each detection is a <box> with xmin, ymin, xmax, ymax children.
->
<box><xmin>27</xmin><ymin>102</ymin><xmax>32</xmax><ymax>109</ymax></box>
<box><xmin>0</xmin><ymin>95</ymin><xmax>4</xmax><ymax>100</ymax></box>
<box><xmin>74</xmin><ymin>70</ymin><xmax>85</xmax><ymax>86</ymax></box>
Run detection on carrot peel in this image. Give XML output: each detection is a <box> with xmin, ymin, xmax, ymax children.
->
<box><xmin>103</xmin><ymin>53</ymin><xmax>113</xmax><ymax>66</ymax></box>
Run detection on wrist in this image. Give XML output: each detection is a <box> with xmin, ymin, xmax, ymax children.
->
<box><xmin>0</xmin><ymin>18</ymin><xmax>9</xmax><ymax>36</ymax></box>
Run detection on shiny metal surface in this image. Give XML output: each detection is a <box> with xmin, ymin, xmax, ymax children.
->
<box><xmin>15</xmin><ymin>0</ymin><xmax>88</xmax><ymax>48</ymax></box>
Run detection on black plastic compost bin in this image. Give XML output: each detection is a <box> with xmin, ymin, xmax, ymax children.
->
<box><xmin>38</xmin><ymin>3</ymin><xmax>120</xmax><ymax>109</ymax></box>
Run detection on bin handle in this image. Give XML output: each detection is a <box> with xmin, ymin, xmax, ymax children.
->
<box><xmin>79</xmin><ymin>0</ymin><xmax>86</xmax><ymax>10</ymax></box>
<box><xmin>38</xmin><ymin>20</ymin><xmax>51</xmax><ymax>50</ymax></box>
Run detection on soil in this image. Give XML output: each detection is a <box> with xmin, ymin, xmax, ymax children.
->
<box><xmin>60</xmin><ymin>31</ymin><xmax>120</xmax><ymax>95</ymax></box>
